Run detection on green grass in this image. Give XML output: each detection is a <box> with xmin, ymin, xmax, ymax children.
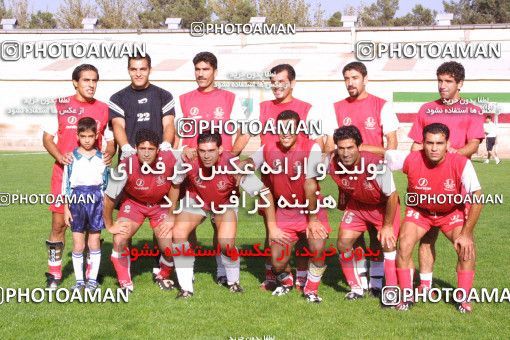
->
<box><xmin>0</xmin><ymin>153</ymin><xmax>509</xmax><ymax>339</ymax></box>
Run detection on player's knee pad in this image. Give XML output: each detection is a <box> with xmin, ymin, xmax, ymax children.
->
<box><xmin>308</xmin><ymin>262</ymin><xmax>327</xmax><ymax>276</ymax></box>
<box><xmin>46</xmin><ymin>240</ymin><xmax>64</xmax><ymax>262</ymax></box>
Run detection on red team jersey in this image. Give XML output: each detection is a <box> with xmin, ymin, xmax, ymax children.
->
<box><xmin>329</xmin><ymin>151</ymin><xmax>400</xmax><ymax>235</ymax></box>
<box><xmin>179</xmin><ymin>88</ymin><xmax>236</xmax><ymax>150</ymax></box>
<box><xmin>186</xmin><ymin>152</ymin><xmax>238</xmax><ymax>211</ymax></box>
<box><xmin>408</xmin><ymin>99</ymin><xmax>485</xmax><ymax>150</ymax></box>
<box><xmin>48</xmin><ymin>95</ymin><xmax>110</xmax><ymax>213</ymax></box>
<box><xmin>54</xmin><ymin>95</ymin><xmax>109</xmax><ymax>154</ymax></box>
<box><xmin>259</xmin><ymin>98</ymin><xmax>312</xmax><ymax>146</ymax></box>
<box><xmin>329</xmin><ymin>152</ymin><xmax>386</xmax><ymax>209</ymax></box>
<box><xmin>121</xmin><ymin>150</ymin><xmax>178</xmax><ymax>205</ymax></box>
<box><xmin>261</xmin><ymin>137</ymin><xmax>330</xmax><ymax>240</ymax></box>
<box><xmin>263</xmin><ymin>137</ymin><xmax>320</xmax><ymax>204</ymax></box>
<box><xmin>334</xmin><ymin>93</ymin><xmax>387</xmax><ymax>147</ymax></box>
<box><xmin>403</xmin><ymin>151</ymin><xmax>468</xmax><ymax>214</ymax></box>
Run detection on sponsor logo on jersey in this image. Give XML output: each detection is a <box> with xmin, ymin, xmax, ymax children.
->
<box><xmin>415</xmin><ymin>177</ymin><xmax>431</xmax><ymax>190</ymax></box>
<box><xmin>67</xmin><ymin>116</ymin><xmax>77</xmax><ymax>124</ymax></box>
<box><xmin>343</xmin><ymin>117</ymin><xmax>352</xmax><ymax>126</ymax></box>
<box><xmin>138</xmin><ymin>98</ymin><xmax>148</xmax><ymax>104</ymax></box>
<box><xmin>136</xmin><ymin>178</ymin><xmax>144</xmax><ymax>187</ymax></box>
<box><xmin>341</xmin><ymin>178</ymin><xmax>350</xmax><ymax>187</ymax></box>
<box><xmin>190</xmin><ymin>107</ymin><xmax>199</xmax><ymax>116</ymax></box>
<box><xmin>194</xmin><ymin>177</ymin><xmax>206</xmax><ymax>188</ymax></box>
<box><xmin>123</xmin><ymin>204</ymin><xmax>131</xmax><ymax>213</ymax></box>
<box><xmin>364</xmin><ymin>117</ymin><xmax>376</xmax><ymax>129</ymax></box>
<box><xmin>273</xmin><ymin>159</ymin><xmax>282</xmax><ymax>168</ymax></box>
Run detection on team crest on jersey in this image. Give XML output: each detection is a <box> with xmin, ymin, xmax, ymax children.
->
<box><xmin>449</xmin><ymin>214</ymin><xmax>463</xmax><ymax>225</ymax></box>
<box><xmin>190</xmin><ymin>107</ymin><xmax>199</xmax><ymax>116</ymax></box>
<box><xmin>138</xmin><ymin>98</ymin><xmax>148</xmax><ymax>104</ymax></box>
<box><xmin>364</xmin><ymin>117</ymin><xmax>376</xmax><ymax>130</ymax></box>
<box><xmin>363</xmin><ymin>180</ymin><xmax>374</xmax><ymax>191</ymax></box>
<box><xmin>136</xmin><ymin>178</ymin><xmax>144</xmax><ymax>187</ymax></box>
<box><xmin>217</xmin><ymin>180</ymin><xmax>227</xmax><ymax>191</ymax></box>
<box><xmin>342</xmin><ymin>117</ymin><xmax>352</xmax><ymax>126</ymax></box>
<box><xmin>156</xmin><ymin>175</ymin><xmax>166</xmax><ymax>186</ymax></box>
<box><xmin>214</xmin><ymin>107</ymin><xmax>225</xmax><ymax>119</ymax></box>
<box><xmin>67</xmin><ymin>116</ymin><xmax>77</xmax><ymax>124</ymax></box>
<box><xmin>293</xmin><ymin>161</ymin><xmax>302</xmax><ymax>174</ymax></box>
<box><xmin>444</xmin><ymin>178</ymin><xmax>456</xmax><ymax>191</ymax></box>
<box><xmin>124</xmin><ymin>205</ymin><xmax>131</xmax><ymax>213</ymax></box>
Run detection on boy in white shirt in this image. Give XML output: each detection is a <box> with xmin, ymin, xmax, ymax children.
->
<box><xmin>62</xmin><ymin>117</ymin><xmax>109</xmax><ymax>291</ymax></box>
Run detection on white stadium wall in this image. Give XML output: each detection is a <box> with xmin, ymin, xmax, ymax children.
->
<box><xmin>0</xmin><ymin>26</ymin><xmax>509</xmax><ymax>157</ymax></box>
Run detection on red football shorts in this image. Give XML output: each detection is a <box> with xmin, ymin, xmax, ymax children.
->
<box><xmin>275</xmin><ymin>207</ymin><xmax>331</xmax><ymax>242</ymax></box>
<box><xmin>117</xmin><ymin>198</ymin><xmax>169</xmax><ymax>228</ymax></box>
<box><xmin>403</xmin><ymin>206</ymin><xmax>464</xmax><ymax>233</ymax></box>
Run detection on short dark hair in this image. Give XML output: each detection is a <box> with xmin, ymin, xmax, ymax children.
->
<box><xmin>270</xmin><ymin>64</ymin><xmax>296</xmax><ymax>81</ymax></box>
<box><xmin>77</xmin><ymin>117</ymin><xmax>97</xmax><ymax>134</ymax></box>
<box><xmin>423</xmin><ymin>123</ymin><xmax>450</xmax><ymax>141</ymax></box>
<box><xmin>333</xmin><ymin>125</ymin><xmax>363</xmax><ymax>146</ymax></box>
<box><xmin>276</xmin><ymin>110</ymin><xmax>300</xmax><ymax>124</ymax></box>
<box><xmin>437</xmin><ymin>61</ymin><xmax>465</xmax><ymax>83</ymax></box>
<box><xmin>342</xmin><ymin>62</ymin><xmax>367</xmax><ymax>78</ymax></box>
<box><xmin>197</xmin><ymin>130</ymin><xmax>222</xmax><ymax>147</ymax></box>
<box><xmin>128</xmin><ymin>52</ymin><xmax>151</xmax><ymax>69</ymax></box>
<box><xmin>72</xmin><ymin>64</ymin><xmax>99</xmax><ymax>82</ymax></box>
<box><xmin>193</xmin><ymin>51</ymin><xmax>217</xmax><ymax>70</ymax></box>
<box><xmin>135</xmin><ymin>128</ymin><xmax>160</xmax><ymax>147</ymax></box>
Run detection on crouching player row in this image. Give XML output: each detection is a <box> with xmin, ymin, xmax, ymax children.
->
<box><xmin>386</xmin><ymin>123</ymin><xmax>482</xmax><ymax>313</ymax></box>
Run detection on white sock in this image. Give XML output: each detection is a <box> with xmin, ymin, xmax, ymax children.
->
<box><xmin>88</xmin><ymin>250</ymin><xmax>101</xmax><ymax>282</ymax></box>
<box><xmin>420</xmin><ymin>272</ymin><xmax>433</xmax><ymax>282</ymax></box>
<box><xmin>221</xmin><ymin>252</ymin><xmax>240</xmax><ymax>285</ymax></box>
<box><xmin>72</xmin><ymin>252</ymin><xmax>84</xmax><ymax>283</ymax></box>
<box><xmin>369</xmin><ymin>260</ymin><xmax>384</xmax><ymax>289</ymax></box>
<box><xmin>355</xmin><ymin>253</ymin><xmax>368</xmax><ymax>290</ymax></box>
<box><xmin>172</xmin><ymin>242</ymin><xmax>195</xmax><ymax>292</ymax></box>
<box><xmin>384</xmin><ymin>250</ymin><xmax>397</xmax><ymax>260</ymax></box>
<box><xmin>216</xmin><ymin>254</ymin><xmax>226</xmax><ymax>278</ymax></box>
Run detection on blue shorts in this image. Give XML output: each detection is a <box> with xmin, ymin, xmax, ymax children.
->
<box><xmin>69</xmin><ymin>185</ymin><xmax>105</xmax><ymax>233</ymax></box>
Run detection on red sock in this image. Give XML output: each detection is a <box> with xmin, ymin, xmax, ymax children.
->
<box><xmin>265</xmin><ymin>264</ymin><xmax>276</xmax><ymax>282</ymax></box>
<box><xmin>159</xmin><ymin>259</ymin><xmax>174</xmax><ymax>279</ymax></box>
<box><xmin>48</xmin><ymin>264</ymin><xmax>62</xmax><ymax>279</ymax></box>
<box><xmin>339</xmin><ymin>255</ymin><xmax>362</xmax><ymax>290</ymax></box>
<box><xmin>397</xmin><ymin>268</ymin><xmax>413</xmax><ymax>296</ymax></box>
<box><xmin>275</xmin><ymin>271</ymin><xmax>293</xmax><ymax>287</ymax></box>
<box><xmin>303</xmin><ymin>263</ymin><xmax>326</xmax><ymax>295</ymax></box>
<box><xmin>457</xmin><ymin>270</ymin><xmax>475</xmax><ymax>300</ymax></box>
<box><xmin>384</xmin><ymin>259</ymin><xmax>398</xmax><ymax>286</ymax></box>
<box><xmin>111</xmin><ymin>251</ymin><xmax>131</xmax><ymax>284</ymax></box>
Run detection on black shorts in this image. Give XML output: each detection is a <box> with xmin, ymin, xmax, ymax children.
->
<box><xmin>486</xmin><ymin>137</ymin><xmax>496</xmax><ymax>151</ymax></box>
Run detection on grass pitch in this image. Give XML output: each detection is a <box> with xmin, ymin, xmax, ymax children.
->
<box><xmin>0</xmin><ymin>152</ymin><xmax>509</xmax><ymax>339</ymax></box>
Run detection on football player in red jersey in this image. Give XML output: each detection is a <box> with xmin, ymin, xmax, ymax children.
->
<box><xmin>103</xmin><ymin>129</ymin><xmax>182</xmax><ymax>293</ymax></box>
<box><xmin>408</xmin><ymin>62</ymin><xmax>484</xmax><ymax>293</ymax></box>
<box><xmin>42</xmin><ymin>64</ymin><xmax>114</xmax><ymax>287</ymax></box>
<box><xmin>328</xmin><ymin>126</ymin><xmax>400</xmax><ymax>301</ymax></box>
<box><xmin>387</xmin><ymin>123</ymin><xmax>482</xmax><ymax>312</ymax></box>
